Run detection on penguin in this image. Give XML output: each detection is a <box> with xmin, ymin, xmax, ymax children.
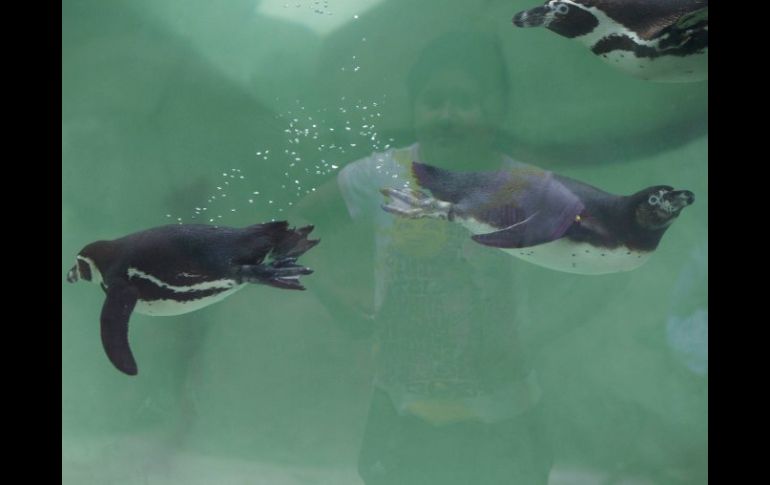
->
<box><xmin>66</xmin><ymin>221</ymin><xmax>319</xmax><ymax>376</ymax></box>
<box><xmin>512</xmin><ymin>0</ymin><xmax>708</xmax><ymax>82</ymax></box>
<box><xmin>380</xmin><ymin>162</ymin><xmax>693</xmax><ymax>275</ymax></box>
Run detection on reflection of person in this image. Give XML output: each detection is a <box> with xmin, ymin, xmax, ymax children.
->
<box><xmin>297</xmin><ymin>32</ymin><xmax>552</xmax><ymax>484</ymax></box>
<box><xmin>666</xmin><ymin>241</ymin><xmax>708</xmax><ymax>378</ymax></box>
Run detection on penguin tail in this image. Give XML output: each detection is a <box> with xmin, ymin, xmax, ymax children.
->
<box><xmin>270</xmin><ymin>224</ymin><xmax>320</xmax><ymax>260</ymax></box>
<box><xmin>264</xmin><ymin>224</ymin><xmax>318</xmax><ymax>290</ymax></box>
<box><xmin>244</xmin><ymin>221</ymin><xmax>319</xmax><ymax>260</ymax></box>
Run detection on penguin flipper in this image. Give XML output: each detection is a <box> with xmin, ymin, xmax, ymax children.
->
<box><xmin>100</xmin><ymin>281</ymin><xmax>139</xmax><ymax>376</ymax></box>
<box><xmin>471</xmin><ymin>213</ymin><xmax>563</xmax><ymax>249</ymax></box>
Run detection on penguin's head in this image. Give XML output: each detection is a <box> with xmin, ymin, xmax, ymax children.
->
<box><xmin>513</xmin><ymin>1</ymin><xmax>599</xmax><ymax>39</ymax></box>
<box><xmin>67</xmin><ymin>243</ymin><xmax>107</xmax><ymax>284</ymax></box>
<box><xmin>633</xmin><ymin>186</ymin><xmax>695</xmax><ymax>230</ymax></box>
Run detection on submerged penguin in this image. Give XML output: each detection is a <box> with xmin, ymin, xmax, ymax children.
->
<box><xmin>66</xmin><ymin>221</ymin><xmax>319</xmax><ymax>376</ymax></box>
<box><xmin>381</xmin><ymin>162</ymin><xmax>693</xmax><ymax>275</ymax></box>
<box><xmin>512</xmin><ymin>0</ymin><xmax>708</xmax><ymax>82</ymax></box>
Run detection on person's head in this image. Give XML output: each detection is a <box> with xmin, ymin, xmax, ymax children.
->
<box><xmin>407</xmin><ymin>32</ymin><xmax>510</xmax><ymax>147</ymax></box>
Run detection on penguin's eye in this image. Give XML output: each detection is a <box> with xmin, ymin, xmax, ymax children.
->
<box><xmin>555</xmin><ymin>3</ymin><xmax>569</xmax><ymax>15</ymax></box>
<box><xmin>648</xmin><ymin>195</ymin><xmax>660</xmax><ymax>206</ymax></box>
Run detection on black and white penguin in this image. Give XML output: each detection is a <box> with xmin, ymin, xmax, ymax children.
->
<box><xmin>512</xmin><ymin>0</ymin><xmax>708</xmax><ymax>82</ymax></box>
<box><xmin>66</xmin><ymin>221</ymin><xmax>319</xmax><ymax>376</ymax></box>
<box><xmin>380</xmin><ymin>162</ymin><xmax>693</xmax><ymax>275</ymax></box>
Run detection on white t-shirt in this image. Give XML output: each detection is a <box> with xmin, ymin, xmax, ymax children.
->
<box><xmin>337</xmin><ymin>143</ymin><xmax>541</xmax><ymax>424</ymax></box>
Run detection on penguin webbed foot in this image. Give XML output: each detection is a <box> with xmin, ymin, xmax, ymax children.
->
<box><xmin>271</xmin><ymin>256</ymin><xmax>299</xmax><ymax>268</ymax></box>
<box><xmin>237</xmin><ymin>261</ymin><xmax>313</xmax><ymax>290</ymax></box>
<box><xmin>380</xmin><ymin>188</ymin><xmax>454</xmax><ymax>220</ymax></box>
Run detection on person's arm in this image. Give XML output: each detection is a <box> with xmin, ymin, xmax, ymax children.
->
<box><xmin>289</xmin><ymin>175</ymin><xmax>378</xmax><ymax>339</ymax></box>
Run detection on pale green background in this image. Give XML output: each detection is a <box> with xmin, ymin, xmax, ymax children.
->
<box><xmin>62</xmin><ymin>1</ymin><xmax>707</xmax><ymax>483</ymax></box>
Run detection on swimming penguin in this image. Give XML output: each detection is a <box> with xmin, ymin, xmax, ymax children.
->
<box><xmin>66</xmin><ymin>221</ymin><xmax>319</xmax><ymax>376</ymax></box>
<box><xmin>512</xmin><ymin>0</ymin><xmax>708</xmax><ymax>82</ymax></box>
<box><xmin>380</xmin><ymin>162</ymin><xmax>693</xmax><ymax>275</ymax></box>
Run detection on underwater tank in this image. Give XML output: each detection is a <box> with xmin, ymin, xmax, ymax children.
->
<box><xmin>62</xmin><ymin>0</ymin><xmax>707</xmax><ymax>483</ymax></box>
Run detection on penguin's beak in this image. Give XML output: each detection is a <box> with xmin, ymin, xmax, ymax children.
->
<box><xmin>67</xmin><ymin>265</ymin><xmax>79</xmax><ymax>283</ymax></box>
<box><xmin>666</xmin><ymin>190</ymin><xmax>695</xmax><ymax>211</ymax></box>
<box><xmin>513</xmin><ymin>6</ymin><xmax>551</xmax><ymax>27</ymax></box>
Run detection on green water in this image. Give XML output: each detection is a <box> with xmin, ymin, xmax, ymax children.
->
<box><xmin>62</xmin><ymin>1</ymin><xmax>707</xmax><ymax>483</ymax></box>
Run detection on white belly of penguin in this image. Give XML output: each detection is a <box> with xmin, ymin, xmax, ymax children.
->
<box><xmin>501</xmin><ymin>239</ymin><xmax>650</xmax><ymax>275</ymax></box>
<box><xmin>125</xmin><ymin>268</ymin><xmax>247</xmax><ymax>316</ymax></box>
<box><xmin>601</xmin><ymin>49</ymin><xmax>707</xmax><ymax>82</ymax></box>
<box><xmin>134</xmin><ymin>284</ymin><xmax>246</xmax><ymax>316</ymax></box>
<box><xmin>459</xmin><ymin>219</ymin><xmax>650</xmax><ymax>275</ymax></box>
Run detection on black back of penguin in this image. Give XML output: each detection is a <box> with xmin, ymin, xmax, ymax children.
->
<box><xmin>512</xmin><ymin>0</ymin><xmax>708</xmax><ymax>81</ymax></box>
<box><xmin>582</xmin><ymin>0</ymin><xmax>707</xmax><ymax>38</ymax></box>
<box><xmin>88</xmin><ymin>222</ymin><xmax>292</xmax><ymax>286</ymax></box>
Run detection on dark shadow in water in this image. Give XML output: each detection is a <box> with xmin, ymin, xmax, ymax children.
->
<box><xmin>311</xmin><ymin>0</ymin><xmax>706</xmax><ymax>167</ymax></box>
<box><xmin>295</xmin><ymin>23</ymin><xmax>705</xmax><ymax>484</ymax></box>
<box><xmin>63</xmin><ymin>1</ymin><xmax>706</xmax><ymax>483</ymax></box>
<box><xmin>62</xmin><ymin>0</ymin><xmax>321</xmax><ymax>479</ymax></box>
<box><xmin>296</xmin><ymin>30</ymin><xmax>579</xmax><ymax>485</ymax></box>
<box><xmin>63</xmin><ymin>0</ymin><xmax>302</xmax><ymax>229</ymax></box>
